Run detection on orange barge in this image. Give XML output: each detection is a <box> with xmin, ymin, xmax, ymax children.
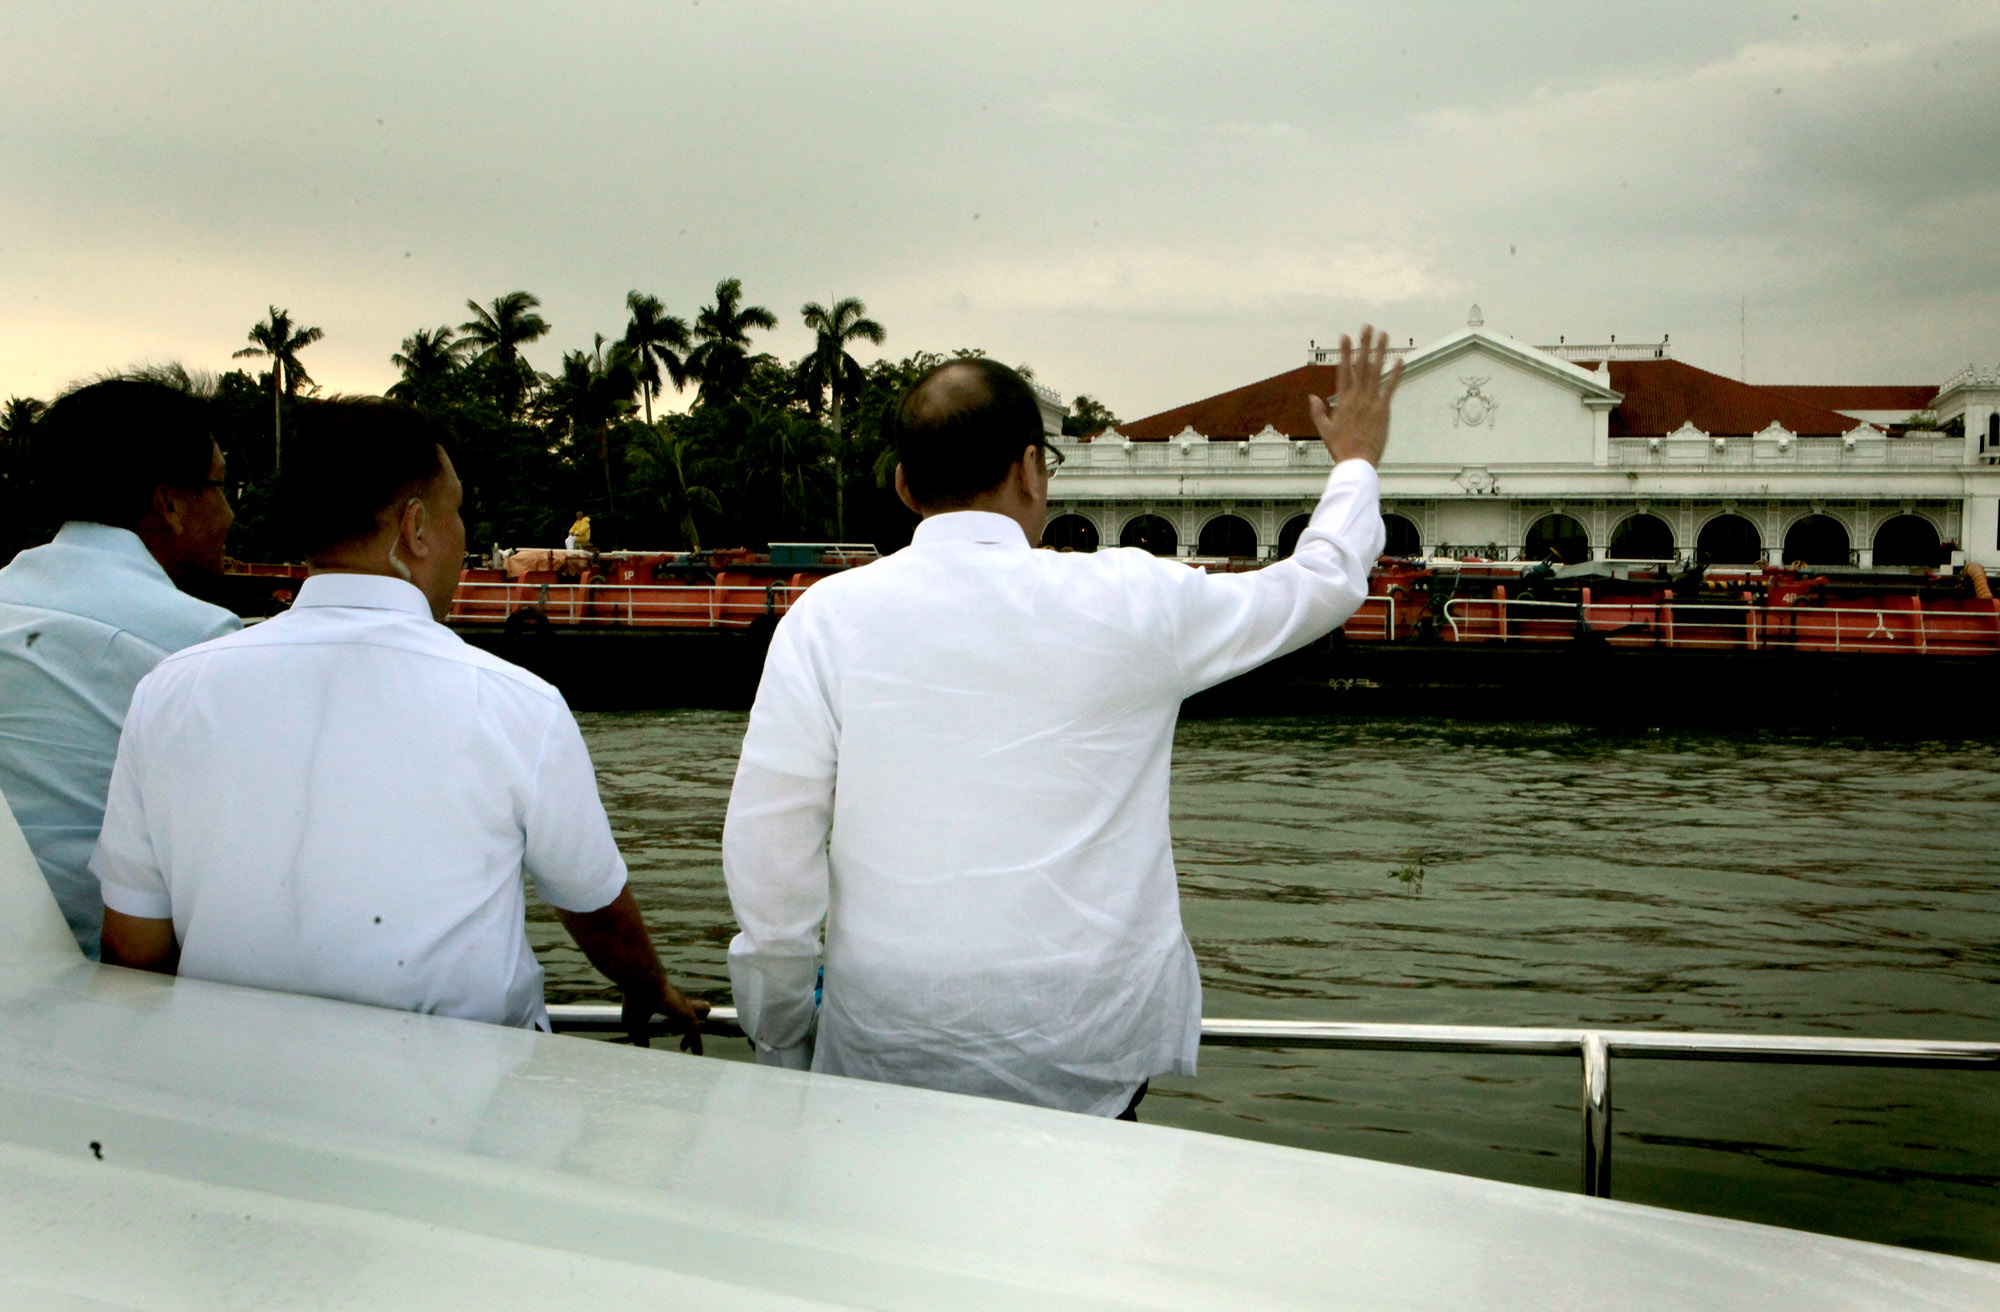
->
<box><xmin>219</xmin><ymin>546</ymin><xmax>2000</xmax><ymax>659</ymax></box>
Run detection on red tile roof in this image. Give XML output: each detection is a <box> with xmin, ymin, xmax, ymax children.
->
<box><xmin>1115</xmin><ymin>353</ymin><xmax>1912</xmax><ymax>443</ymax></box>
<box><xmin>1117</xmin><ymin>364</ymin><xmax>1337</xmax><ymax>440</ymax></box>
<box><xmin>1762</xmin><ymin>384</ymin><xmax>1936</xmax><ymax>415</ymax></box>
<box><xmin>1603</xmin><ymin>360</ymin><xmax>1867</xmax><ymax>436</ymax></box>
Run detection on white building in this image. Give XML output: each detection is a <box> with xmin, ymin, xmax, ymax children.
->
<box><xmin>1046</xmin><ymin>309</ymin><xmax>2000</xmax><ymax>570</ymax></box>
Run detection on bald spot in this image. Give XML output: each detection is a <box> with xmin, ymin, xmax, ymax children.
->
<box><xmin>902</xmin><ymin>361</ymin><xmax>995</xmax><ymax>428</ymax></box>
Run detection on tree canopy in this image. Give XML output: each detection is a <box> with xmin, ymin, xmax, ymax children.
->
<box><xmin>0</xmin><ymin>281</ymin><xmax>1097</xmax><ymax>568</ymax></box>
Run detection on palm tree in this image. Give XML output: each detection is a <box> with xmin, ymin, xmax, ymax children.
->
<box><xmin>685</xmin><ymin>278</ymin><xmax>777</xmax><ymax>407</ymax></box>
<box><xmin>621</xmin><ymin>291</ymin><xmax>691</xmax><ymax>427</ymax></box>
<box><xmin>388</xmin><ymin>326</ymin><xmax>472</xmax><ymax>403</ymax></box>
<box><xmin>231</xmin><ymin>306</ymin><xmax>323</xmax><ymax>472</ymax></box>
<box><xmin>542</xmin><ymin>336</ymin><xmax>638</xmax><ymax>508</ymax></box>
<box><xmin>629</xmin><ymin>422</ymin><xmax>723</xmax><ymax>550</ymax></box>
<box><xmin>460</xmin><ymin>291</ymin><xmax>550</xmax><ymax>415</ymax></box>
<box><xmin>1</xmin><ymin>397</ymin><xmax>45</xmax><ymax>440</ymax></box>
<box><xmin>799</xmin><ymin>296</ymin><xmax>886</xmax><ymax>541</ymax></box>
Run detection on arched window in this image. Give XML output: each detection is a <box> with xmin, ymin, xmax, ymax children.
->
<box><xmin>1609</xmin><ymin>513</ymin><xmax>1675</xmax><ymax>561</ymax></box>
<box><xmin>1524</xmin><ymin>513</ymin><xmax>1590</xmax><ymax>565</ymax></box>
<box><xmin>1783</xmin><ymin>514</ymin><xmax>1850</xmax><ymax>567</ymax></box>
<box><xmin>1196</xmin><ymin>514</ymin><xmax>1257</xmax><ymax>558</ymax></box>
<box><xmin>1382</xmin><ymin>513</ymin><xmax>1422</xmax><ymax>557</ymax></box>
<box><xmin>1871</xmin><ymin>514</ymin><xmax>1944</xmax><ymax>567</ymax></box>
<box><xmin>1120</xmin><ymin>514</ymin><xmax>1178</xmax><ymax>557</ymax></box>
<box><xmin>1277</xmin><ymin>514</ymin><xmax>1313</xmax><ymax>559</ymax></box>
<box><xmin>1696</xmin><ymin>514</ymin><xmax>1762</xmax><ymax>565</ymax></box>
<box><xmin>1041</xmin><ymin>514</ymin><xmax>1099</xmax><ymax>552</ymax></box>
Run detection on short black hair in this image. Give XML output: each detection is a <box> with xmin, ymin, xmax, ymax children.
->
<box><xmin>890</xmin><ymin>358</ymin><xmax>1046</xmax><ymax>508</ymax></box>
<box><xmin>281</xmin><ymin>397</ymin><xmax>448</xmax><ymax>557</ymax></box>
<box><xmin>32</xmin><ymin>379</ymin><xmax>218</xmax><ymax>530</ymax></box>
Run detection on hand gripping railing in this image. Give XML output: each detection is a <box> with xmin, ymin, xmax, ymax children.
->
<box><xmin>545</xmin><ymin>1004</ymin><xmax>2000</xmax><ymax>1200</ymax></box>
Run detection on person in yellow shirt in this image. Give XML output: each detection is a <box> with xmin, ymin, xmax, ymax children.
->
<box><xmin>565</xmin><ymin>511</ymin><xmax>592</xmax><ymax>553</ymax></box>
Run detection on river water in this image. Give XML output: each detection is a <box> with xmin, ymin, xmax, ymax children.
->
<box><xmin>530</xmin><ymin>710</ymin><xmax>2000</xmax><ymax>1260</ymax></box>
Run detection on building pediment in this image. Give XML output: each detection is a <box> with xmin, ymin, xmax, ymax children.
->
<box><xmin>1399</xmin><ymin>329</ymin><xmax>1623</xmax><ymax>410</ymax></box>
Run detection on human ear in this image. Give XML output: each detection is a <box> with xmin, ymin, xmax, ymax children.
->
<box><xmin>893</xmin><ymin>463</ymin><xmax>921</xmax><ymax>515</ymax></box>
<box><xmin>1016</xmin><ymin>446</ymin><xmax>1043</xmax><ymax>496</ymax></box>
<box><xmin>398</xmin><ymin>497</ymin><xmax>431</xmax><ymax>559</ymax></box>
<box><xmin>150</xmin><ymin>485</ymin><xmax>188</xmax><ymax>535</ymax></box>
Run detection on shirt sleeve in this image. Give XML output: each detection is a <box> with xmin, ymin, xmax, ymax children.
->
<box><xmin>521</xmin><ymin>703</ymin><xmax>629</xmax><ymax>915</ymax></box>
<box><xmin>90</xmin><ymin>684</ymin><xmax>172</xmax><ymax>921</ymax></box>
<box><xmin>724</xmin><ymin>605</ymin><xmax>837</xmax><ymax>1065</ymax></box>
<box><xmin>200</xmin><ymin>612</ymin><xmax>244</xmax><ymax>643</ymax></box>
<box><xmin>1158</xmin><ymin>458</ymin><xmax>1384</xmax><ymax>696</ymax></box>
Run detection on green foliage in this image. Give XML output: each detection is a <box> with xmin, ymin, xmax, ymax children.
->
<box><xmin>2</xmin><ymin>287</ymin><xmax>1108</xmax><ymax>565</ymax></box>
<box><xmin>0</xmin><ymin>397</ymin><xmax>46</xmax><ymax>564</ymax></box>
<box><xmin>1064</xmin><ymin>394</ymin><xmax>1120</xmax><ymax>437</ymax></box>
<box><xmin>686</xmin><ymin>278</ymin><xmax>779</xmax><ymax>408</ymax></box>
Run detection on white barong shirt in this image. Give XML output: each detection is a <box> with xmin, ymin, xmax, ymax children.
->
<box><xmin>0</xmin><ymin>522</ymin><xmax>239</xmax><ymax>957</ymax></box>
<box><xmin>724</xmin><ymin>458</ymin><xmax>1385</xmax><ymax>1116</ymax></box>
<box><xmin>91</xmin><ymin>572</ymin><xmax>627</xmax><ymax>1029</ymax></box>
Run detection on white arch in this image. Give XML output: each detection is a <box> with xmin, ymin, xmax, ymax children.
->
<box><xmin>1866</xmin><ymin>507</ymin><xmax>1945</xmax><ymax>538</ymax></box>
<box><xmin>1116</xmin><ymin>511</ymin><xmax>1182</xmax><ymax>554</ymax></box>
<box><xmin>1380</xmin><ymin>510</ymin><xmax>1424</xmax><ymax>554</ymax></box>
<box><xmin>1608</xmin><ymin>511</ymin><xmax>1677</xmax><ymax>558</ymax></box>
<box><xmin>1042</xmin><ymin>510</ymin><xmax>1104</xmax><ymax>550</ymax></box>
<box><xmin>1779</xmin><ymin>508</ymin><xmax>1856</xmax><ymax>539</ymax></box>
<box><xmin>1693</xmin><ymin>508</ymin><xmax>1766</xmax><ymax>543</ymax></box>
<box><xmin>1194</xmin><ymin>511</ymin><xmax>1259</xmax><ymax>554</ymax></box>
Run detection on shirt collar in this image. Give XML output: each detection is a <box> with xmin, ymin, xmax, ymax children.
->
<box><xmin>53</xmin><ymin>521</ymin><xmax>171</xmax><ymax>578</ymax></box>
<box><xmin>293</xmin><ymin>572</ymin><xmax>437</xmax><ymax>618</ymax></box>
<box><xmin>909</xmin><ymin>511</ymin><xmax>1033</xmax><ymax>550</ymax></box>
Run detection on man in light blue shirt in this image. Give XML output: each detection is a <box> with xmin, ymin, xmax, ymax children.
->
<box><xmin>0</xmin><ymin>379</ymin><xmax>239</xmax><ymax>957</ymax></box>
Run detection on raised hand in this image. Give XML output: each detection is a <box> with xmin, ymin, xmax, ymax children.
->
<box><xmin>1307</xmin><ymin>325</ymin><xmax>1403</xmax><ymax>467</ymax></box>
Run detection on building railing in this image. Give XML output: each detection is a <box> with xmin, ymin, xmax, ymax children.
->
<box><xmin>1051</xmin><ymin>435</ymin><xmax>1968</xmax><ymax>473</ymax></box>
<box><xmin>448</xmin><ymin>581</ymin><xmax>809</xmax><ymax>628</ymax></box>
<box><xmin>1438</xmin><ymin>596</ymin><xmax>2000</xmax><ymax>656</ymax></box>
<box><xmin>1537</xmin><ymin>340</ymin><xmax>1672</xmax><ymax>362</ymax></box>
<box><xmin>544</xmin><ymin>1003</ymin><xmax>1998</xmax><ymax>1200</ymax></box>
<box><xmin>1607</xmin><ymin>435</ymin><xmax>1964</xmax><ymax>469</ymax></box>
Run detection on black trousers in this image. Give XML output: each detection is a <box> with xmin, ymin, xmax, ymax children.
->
<box><xmin>1115</xmin><ymin>1081</ymin><xmax>1149</xmax><ymax>1123</ymax></box>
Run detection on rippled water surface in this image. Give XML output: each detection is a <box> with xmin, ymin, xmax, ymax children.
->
<box><xmin>532</xmin><ymin>711</ymin><xmax>2000</xmax><ymax>1260</ymax></box>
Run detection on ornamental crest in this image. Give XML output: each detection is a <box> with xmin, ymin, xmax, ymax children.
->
<box><xmin>1452</xmin><ymin>376</ymin><xmax>1498</xmax><ymax>428</ymax></box>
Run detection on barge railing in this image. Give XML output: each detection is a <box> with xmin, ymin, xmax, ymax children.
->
<box><xmin>545</xmin><ymin>1003</ymin><xmax>2000</xmax><ymax>1200</ymax></box>
<box><xmin>440</xmin><ymin>580</ymin><xmax>1995</xmax><ymax>655</ymax></box>
<box><xmin>449</xmin><ymin>581</ymin><xmax>810</xmax><ymax>628</ymax></box>
<box><xmin>1440</xmin><ymin>596</ymin><xmax>1999</xmax><ymax>656</ymax></box>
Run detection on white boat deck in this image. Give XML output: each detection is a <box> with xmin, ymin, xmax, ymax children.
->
<box><xmin>1</xmin><ymin>795</ymin><xmax>1994</xmax><ymax>1309</ymax></box>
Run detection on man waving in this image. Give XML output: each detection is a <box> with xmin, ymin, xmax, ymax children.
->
<box><xmin>724</xmin><ymin>329</ymin><xmax>1400</xmax><ymax>1117</ymax></box>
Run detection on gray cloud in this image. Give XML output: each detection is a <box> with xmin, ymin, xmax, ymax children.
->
<box><xmin>0</xmin><ymin>0</ymin><xmax>1994</xmax><ymax>416</ymax></box>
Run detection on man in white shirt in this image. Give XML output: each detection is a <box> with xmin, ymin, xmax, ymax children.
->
<box><xmin>94</xmin><ymin>398</ymin><xmax>706</xmax><ymax>1045</ymax></box>
<box><xmin>724</xmin><ymin>329</ymin><xmax>1401</xmax><ymax>1117</ymax></box>
<box><xmin>0</xmin><ymin>379</ymin><xmax>240</xmax><ymax>958</ymax></box>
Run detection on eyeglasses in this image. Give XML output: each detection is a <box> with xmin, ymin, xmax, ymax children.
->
<box><xmin>1039</xmin><ymin>443</ymin><xmax>1066</xmax><ymax>476</ymax></box>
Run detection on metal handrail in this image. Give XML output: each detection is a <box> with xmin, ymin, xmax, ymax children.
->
<box><xmin>546</xmin><ymin>1003</ymin><xmax>1999</xmax><ymax>1200</ymax></box>
<box><xmin>448</xmin><ymin>582</ymin><xmax>809</xmax><ymax>628</ymax></box>
<box><xmin>1341</xmin><ymin>594</ymin><xmax>1395</xmax><ymax>640</ymax></box>
<box><xmin>1440</xmin><ymin>595</ymin><xmax>1997</xmax><ymax>656</ymax></box>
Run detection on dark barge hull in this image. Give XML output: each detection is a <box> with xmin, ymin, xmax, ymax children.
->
<box><xmin>456</xmin><ymin>624</ymin><xmax>2000</xmax><ymax>733</ymax></box>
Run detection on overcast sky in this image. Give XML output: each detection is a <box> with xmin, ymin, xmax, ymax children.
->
<box><xmin>2</xmin><ymin>1</ymin><xmax>1995</xmax><ymax>421</ymax></box>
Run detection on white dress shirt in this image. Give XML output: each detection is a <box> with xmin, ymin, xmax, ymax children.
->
<box><xmin>91</xmin><ymin>572</ymin><xmax>628</xmax><ymax>1029</ymax></box>
<box><xmin>724</xmin><ymin>459</ymin><xmax>1384</xmax><ymax>1116</ymax></box>
<box><xmin>0</xmin><ymin>522</ymin><xmax>240</xmax><ymax>958</ymax></box>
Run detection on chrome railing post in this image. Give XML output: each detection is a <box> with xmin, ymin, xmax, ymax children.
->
<box><xmin>1581</xmin><ymin>1032</ymin><xmax>1612</xmax><ymax>1198</ymax></box>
